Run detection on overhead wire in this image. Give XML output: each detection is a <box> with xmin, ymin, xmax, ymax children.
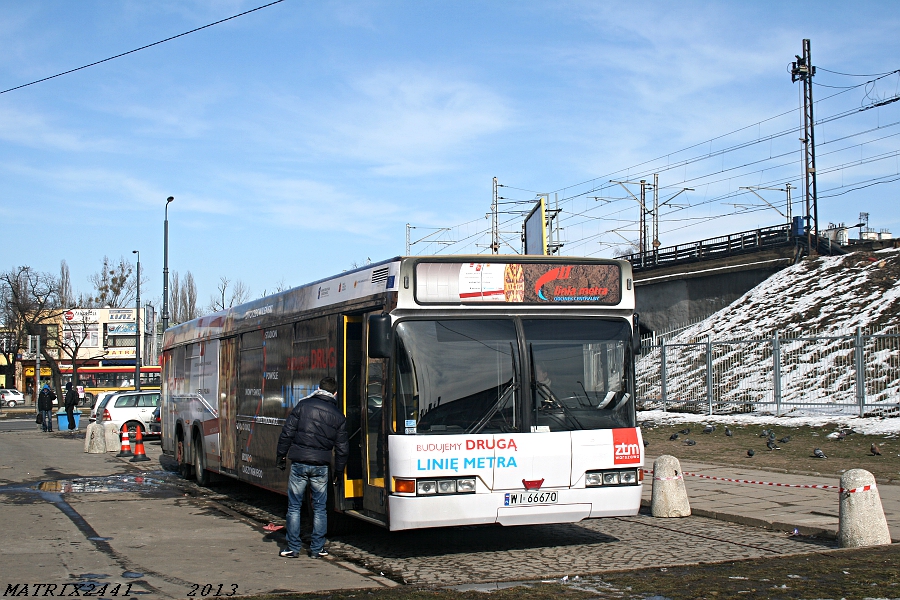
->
<box><xmin>0</xmin><ymin>0</ymin><xmax>287</xmax><ymax>95</ymax></box>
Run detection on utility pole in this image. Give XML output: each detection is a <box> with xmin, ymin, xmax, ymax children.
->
<box><xmin>491</xmin><ymin>177</ymin><xmax>500</xmax><ymax>254</ymax></box>
<box><xmin>791</xmin><ymin>39</ymin><xmax>819</xmax><ymax>255</ymax></box>
<box><xmin>32</xmin><ymin>334</ymin><xmax>41</xmax><ymax>402</ymax></box>
<box><xmin>133</xmin><ymin>250</ymin><xmax>141</xmax><ymax>392</ymax></box>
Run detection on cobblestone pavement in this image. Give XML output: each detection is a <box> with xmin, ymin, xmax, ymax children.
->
<box><xmin>122</xmin><ymin>439</ymin><xmax>841</xmax><ymax>588</ymax></box>
<box><xmin>327</xmin><ymin>513</ymin><xmax>835</xmax><ymax>585</ymax></box>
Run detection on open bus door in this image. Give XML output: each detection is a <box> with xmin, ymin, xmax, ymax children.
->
<box><xmin>341</xmin><ymin>314</ymin><xmax>388</xmax><ymax>526</ymax></box>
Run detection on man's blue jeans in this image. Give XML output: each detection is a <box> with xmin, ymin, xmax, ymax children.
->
<box><xmin>40</xmin><ymin>410</ymin><xmax>53</xmax><ymax>431</ymax></box>
<box><xmin>285</xmin><ymin>463</ymin><xmax>329</xmax><ymax>555</ymax></box>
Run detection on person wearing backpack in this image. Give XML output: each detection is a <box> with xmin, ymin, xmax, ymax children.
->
<box><xmin>37</xmin><ymin>384</ymin><xmax>56</xmax><ymax>432</ymax></box>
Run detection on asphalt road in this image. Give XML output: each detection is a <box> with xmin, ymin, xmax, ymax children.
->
<box><xmin>0</xmin><ymin>423</ymin><xmax>847</xmax><ymax>595</ymax></box>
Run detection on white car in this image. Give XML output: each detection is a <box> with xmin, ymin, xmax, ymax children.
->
<box><xmin>89</xmin><ymin>391</ymin><xmax>118</xmax><ymax>422</ymax></box>
<box><xmin>97</xmin><ymin>390</ymin><xmax>160</xmax><ymax>437</ymax></box>
<box><xmin>0</xmin><ymin>389</ymin><xmax>25</xmax><ymax>408</ymax></box>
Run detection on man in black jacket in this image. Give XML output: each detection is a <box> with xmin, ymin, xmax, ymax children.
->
<box><xmin>37</xmin><ymin>384</ymin><xmax>56</xmax><ymax>432</ymax></box>
<box><xmin>276</xmin><ymin>376</ymin><xmax>348</xmax><ymax>559</ymax></box>
<box><xmin>64</xmin><ymin>382</ymin><xmax>79</xmax><ymax>433</ymax></box>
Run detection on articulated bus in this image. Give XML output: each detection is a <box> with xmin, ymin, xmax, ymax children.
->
<box><xmin>161</xmin><ymin>256</ymin><xmax>644</xmax><ymax>531</ymax></box>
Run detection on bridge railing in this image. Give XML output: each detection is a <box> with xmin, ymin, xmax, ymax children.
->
<box><xmin>618</xmin><ymin>224</ymin><xmax>793</xmax><ymax>272</ymax></box>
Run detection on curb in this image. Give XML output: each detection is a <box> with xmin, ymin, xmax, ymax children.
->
<box><xmin>639</xmin><ymin>498</ymin><xmax>838</xmax><ymax>539</ymax></box>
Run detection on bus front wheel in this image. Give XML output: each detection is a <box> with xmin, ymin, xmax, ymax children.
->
<box><xmin>193</xmin><ymin>434</ymin><xmax>210</xmax><ymax>487</ymax></box>
<box><xmin>176</xmin><ymin>433</ymin><xmax>192</xmax><ymax>479</ymax></box>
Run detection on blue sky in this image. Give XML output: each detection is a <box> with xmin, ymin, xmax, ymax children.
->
<box><xmin>2</xmin><ymin>1</ymin><xmax>899</xmax><ymax>310</ymax></box>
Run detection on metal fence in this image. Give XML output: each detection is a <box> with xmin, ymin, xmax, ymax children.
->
<box><xmin>636</xmin><ymin>328</ymin><xmax>900</xmax><ymax>417</ymax></box>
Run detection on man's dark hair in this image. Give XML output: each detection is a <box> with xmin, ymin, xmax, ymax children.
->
<box><xmin>319</xmin><ymin>377</ymin><xmax>338</xmax><ymax>394</ymax></box>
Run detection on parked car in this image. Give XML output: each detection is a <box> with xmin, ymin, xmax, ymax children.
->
<box><xmin>0</xmin><ymin>389</ymin><xmax>25</xmax><ymax>408</ymax></box>
<box><xmin>150</xmin><ymin>405</ymin><xmax>161</xmax><ymax>435</ymax></box>
<box><xmin>98</xmin><ymin>390</ymin><xmax>160</xmax><ymax>437</ymax></box>
<box><xmin>89</xmin><ymin>391</ymin><xmax>118</xmax><ymax>422</ymax></box>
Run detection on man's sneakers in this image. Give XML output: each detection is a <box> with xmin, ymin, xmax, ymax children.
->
<box><xmin>280</xmin><ymin>548</ymin><xmax>328</xmax><ymax>559</ymax></box>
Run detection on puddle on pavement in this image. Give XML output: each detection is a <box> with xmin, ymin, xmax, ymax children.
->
<box><xmin>34</xmin><ymin>472</ymin><xmax>177</xmax><ymax>495</ymax></box>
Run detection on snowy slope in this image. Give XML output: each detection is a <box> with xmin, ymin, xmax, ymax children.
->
<box><xmin>636</xmin><ymin>248</ymin><xmax>900</xmax><ymax>417</ymax></box>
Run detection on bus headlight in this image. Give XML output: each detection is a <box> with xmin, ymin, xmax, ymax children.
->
<box><xmin>456</xmin><ymin>478</ymin><xmax>476</xmax><ymax>493</ymax></box>
<box><xmin>417</xmin><ymin>480</ymin><xmax>437</xmax><ymax>495</ymax></box>
<box><xmin>619</xmin><ymin>470</ymin><xmax>637</xmax><ymax>485</ymax></box>
<box><xmin>585</xmin><ymin>472</ymin><xmax>604</xmax><ymax>487</ymax></box>
<box><xmin>585</xmin><ymin>469</ymin><xmax>640</xmax><ymax>487</ymax></box>
<box><xmin>437</xmin><ymin>479</ymin><xmax>457</xmax><ymax>494</ymax></box>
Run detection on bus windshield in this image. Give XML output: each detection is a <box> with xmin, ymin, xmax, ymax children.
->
<box><xmin>524</xmin><ymin>319</ymin><xmax>634</xmax><ymax>431</ymax></box>
<box><xmin>395</xmin><ymin>319</ymin><xmax>519</xmax><ymax>435</ymax></box>
<box><xmin>393</xmin><ymin>317</ymin><xmax>634</xmax><ymax>435</ymax></box>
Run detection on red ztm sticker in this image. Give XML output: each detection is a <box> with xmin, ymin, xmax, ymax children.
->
<box><xmin>612</xmin><ymin>428</ymin><xmax>641</xmax><ymax>465</ymax></box>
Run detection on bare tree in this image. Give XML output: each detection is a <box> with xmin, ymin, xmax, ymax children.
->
<box><xmin>180</xmin><ymin>272</ymin><xmax>200</xmax><ymax>321</ymax></box>
<box><xmin>58</xmin><ymin>310</ymin><xmax>106</xmax><ymax>396</ymax></box>
<box><xmin>58</xmin><ymin>260</ymin><xmax>74</xmax><ymax>308</ymax></box>
<box><xmin>0</xmin><ymin>266</ymin><xmax>65</xmax><ymax>397</ymax></box>
<box><xmin>87</xmin><ymin>255</ymin><xmax>136</xmax><ymax>308</ymax></box>
<box><xmin>208</xmin><ymin>277</ymin><xmax>250</xmax><ymax>312</ymax></box>
<box><xmin>168</xmin><ymin>270</ymin><xmax>182</xmax><ymax>324</ymax></box>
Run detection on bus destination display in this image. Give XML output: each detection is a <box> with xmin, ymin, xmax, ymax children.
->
<box><xmin>415</xmin><ymin>262</ymin><xmax>622</xmax><ymax>305</ymax></box>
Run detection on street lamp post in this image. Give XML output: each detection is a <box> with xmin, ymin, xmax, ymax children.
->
<box><xmin>132</xmin><ymin>250</ymin><xmax>141</xmax><ymax>392</ymax></box>
<box><xmin>162</xmin><ymin>196</ymin><xmax>174</xmax><ymax>335</ymax></box>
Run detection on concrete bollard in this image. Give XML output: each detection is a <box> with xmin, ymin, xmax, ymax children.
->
<box><xmin>651</xmin><ymin>455</ymin><xmax>691</xmax><ymax>518</ymax></box>
<box><xmin>103</xmin><ymin>422</ymin><xmax>120</xmax><ymax>451</ymax></box>
<box><xmin>838</xmin><ymin>468</ymin><xmax>891</xmax><ymax>548</ymax></box>
<box><xmin>83</xmin><ymin>422</ymin><xmax>107</xmax><ymax>454</ymax></box>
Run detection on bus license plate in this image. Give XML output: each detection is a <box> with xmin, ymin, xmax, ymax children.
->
<box><xmin>504</xmin><ymin>491</ymin><xmax>558</xmax><ymax>506</ymax></box>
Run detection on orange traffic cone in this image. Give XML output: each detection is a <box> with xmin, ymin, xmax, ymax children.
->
<box><xmin>116</xmin><ymin>423</ymin><xmax>133</xmax><ymax>457</ymax></box>
<box><xmin>130</xmin><ymin>427</ymin><xmax>150</xmax><ymax>462</ymax></box>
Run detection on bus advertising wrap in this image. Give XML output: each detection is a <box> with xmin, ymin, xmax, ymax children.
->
<box><xmin>415</xmin><ymin>262</ymin><xmax>622</xmax><ymax>305</ymax></box>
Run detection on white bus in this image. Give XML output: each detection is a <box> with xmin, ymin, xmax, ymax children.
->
<box><xmin>161</xmin><ymin>256</ymin><xmax>644</xmax><ymax>531</ymax></box>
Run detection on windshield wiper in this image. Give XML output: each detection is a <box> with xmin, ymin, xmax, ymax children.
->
<box><xmin>468</xmin><ymin>343</ymin><xmax>519</xmax><ymax>434</ymax></box>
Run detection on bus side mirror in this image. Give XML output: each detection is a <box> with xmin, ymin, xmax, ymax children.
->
<box><xmin>632</xmin><ymin>313</ymin><xmax>642</xmax><ymax>356</ymax></box>
<box><xmin>368</xmin><ymin>313</ymin><xmax>392</xmax><ymax>359</ymax></box>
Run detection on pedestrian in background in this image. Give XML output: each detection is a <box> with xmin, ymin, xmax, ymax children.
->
<box><xmin>64</xmin><ymin>382</ymin><xmax>78</xmax><ymax>433</ymax></box>
<box><xmin>37</xmin><ymin>384</ymin><xmax>55</xmax><ymax>432</ymax></box>
<box><xmin>275</xmin><ymin>376</ymin><xmax>348</xmax><ymax>559</ymax></box>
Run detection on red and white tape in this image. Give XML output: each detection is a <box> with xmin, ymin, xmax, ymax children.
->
<box><xmin>840</xmin><ymin>484</ymin><xmax>877</xmax><ymax>494</ymax></box>
<box><xmin>642</xmin><ymin>469</ymin><xmax>841</xmax><ymax>491</ymax></box>
<box><xmin>653</xmin><ymin>474</ymin><xmax>683</xmax><ymax>482</ymax></box>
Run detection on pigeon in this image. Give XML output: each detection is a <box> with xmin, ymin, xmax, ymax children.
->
<box><xmin>747</xmin><ymin>449</ymin><xmax>755</xmax><ymax>457</ymax></box>
<box><xmin>679</xmin><ymin>428</ymin><xmax>691</xmax><ymax>435</ymax></box>
<box><xmin>725</xmin><ymin>427</ymin><xmax>733</xmax><ymax>437</ymax></box>
<box><xmin>768</xmin><ymin>431</ymin><xmax>776</xmax><ymax>441</ymax></box>
<box><xmin>643</xmin><ymin>439</ymin><xmax>650</xmax><ymax>448</ymax></box>
<box><xmin>684</xmin><ymin>439</ymin><xmax>696</xmax><ymax>446</ymax></box>
<box><xmin>871</xmin><ymin>443</ymin><xmax>882</xmax><ymax>456</ymax></box>
<box><xmin>702</xmin><ymin>425</ymin><xmax>716</xmax><ymax>434</ymax></box>
<box><xmin>669</xmin><ymin>433</ymin><xmax>679</xmax><ymax>441</ymax></box>
<box><xmin>767</xmin><ymin>440</ymin><xmax>780</xmax><ymax>451</ymax></box>
<box><xmin>759</xmin><ymin>429</ymin><xmax>770</xmax><ymax>438</ymax></box>
<box><xmin>779</xmin><ymin>436</ymin><xmax>792</xmax><ymax>444</ymax></box>
<box><xmin>813</xmin><ymin>448</ymin><xmax>827</xmax><ymax>459</ymax></box>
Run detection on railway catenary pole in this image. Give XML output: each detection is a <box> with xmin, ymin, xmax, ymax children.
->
<box><xmin>791</xmin><ymin>39</ymin><xmax>818</xmax><ymax>255</ymax></box>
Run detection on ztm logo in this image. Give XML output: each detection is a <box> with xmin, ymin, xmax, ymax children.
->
<box><xmin>612</xmin><ymin>428</ymin><xmax>641</xmax><ymax>464</ymax></box>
